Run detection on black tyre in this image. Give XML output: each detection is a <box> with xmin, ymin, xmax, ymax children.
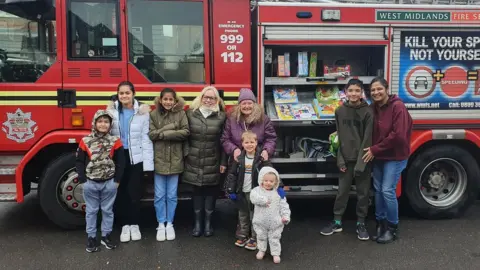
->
<box><xmin>405</xmin><ymin>145</ymin><xmax>480</xmax><ymax>219</ymax></box>
<box><xmin>39</xmin><ymin>152</ymin><xmax>85</xmax><ymax>229</ymax></box>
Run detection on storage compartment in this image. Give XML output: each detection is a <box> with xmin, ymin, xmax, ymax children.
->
<box><xmin>265</xmin><ymin>45</ymin><xmax>385</xmax><ymax>78</ymax></box>
<box><xmin>264</xmin><ymin>45</ymin><xmax>385</xmax><ymax>123</ymax></box>
<box><xmin>263</xmin><ymin>45</ymin><xmax>386</xmax><ymax>195</ymax></box>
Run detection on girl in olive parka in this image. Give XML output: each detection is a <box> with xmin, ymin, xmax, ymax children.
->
<box><xmin>149</xmin><ymin>88</ymin><xmax>189</xmax><ymax>242</ymax></box>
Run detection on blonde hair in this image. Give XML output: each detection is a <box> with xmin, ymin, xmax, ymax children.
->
<box><xmin>230</xmin><ymin>102</ymin><xmax>264</xmax><ymax>124</ymax></box>
<box><xmin>241</xmin><ymin>130</ymin><xmax>258</xmax><ymax>142</ymax></box>
<box><xmin>190</xmin><ymin>86</ymin><xmax>225</xmax><ymax>111</ymax></box>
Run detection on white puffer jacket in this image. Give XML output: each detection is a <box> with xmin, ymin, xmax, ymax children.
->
<box><xmin>107</xmin><ymin>99</ymin><xmax>154</xmax><ymax>171</ymax></box>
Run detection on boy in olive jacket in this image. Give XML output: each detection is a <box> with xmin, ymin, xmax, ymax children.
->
<box><xmin>320</xmin><ymin>79</ymin><xmax>373</xmax><ymax>241</ymax></box>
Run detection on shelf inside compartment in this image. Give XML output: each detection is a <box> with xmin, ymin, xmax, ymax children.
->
<box><xmin>264</xmin><ymin>45</ymin><xmax>385</xmax><ymax>80</ymax></box>
<box><xmin>265</xmin><ymin>76</ymin><xmax>377</xmax><ymax>86</ymax></box>
<box><xmin>266</xmin><ymin>89</ymin><xmax>344</xmax><ymax>124</ymax></box>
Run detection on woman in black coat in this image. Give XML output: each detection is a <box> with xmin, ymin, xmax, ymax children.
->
<box><xmin>183</xmin><ymin>86</ymin><xmax>227</xmax><ymax>237</ymax></box>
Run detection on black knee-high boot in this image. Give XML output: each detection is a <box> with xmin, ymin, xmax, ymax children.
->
<box><xmin>204</xmin><ymin>196</ymin><xmax>216</xmax><ymax>237</ymax></box>
<box><xmin>192</xmin><ymin>196</ymin><xmax>204</xmax><ymax>237</ymax></box>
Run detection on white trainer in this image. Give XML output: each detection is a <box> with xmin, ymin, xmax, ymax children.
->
<box><xmin>120</xmin><ymin>225</ymin><xmax>131</xmax><ymax>243</ymax></box>
<box><xmin>130</xmin><ymin>225</ymin><xmax>142</xmax><ymax>241</ymax></box>
<box><xmin>156</xmin><ymin>223</ymin><xmax>166</xmax><ymax>242</ymax></box>
<box><xmin>166</xmin><ymin>223</ymin><xmax>176</xmax><ymax>241</ymax></box>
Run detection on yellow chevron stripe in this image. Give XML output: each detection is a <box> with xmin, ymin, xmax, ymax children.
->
<box><xmin>0</xmin><ymin>90</ymin><xmax>240</xmax><ymax>97</ymax></box>
<box><xmin>0</xmin><ymin>100</ymin><xmax>57</xmax><ymax>106</ymax></box>
<box><xmin>0</xmin><ymin>91</ymin><xmax>57</xmax><ymax>97</ymax></box>
<box><xmin>0</xmin><ymin>90</ymin><xmax>240</xmax><ymax>106</ymax></box>
<box><xmin>76</xmin><ymin>91</ymin><xmax>240</xmax><ymax>97</ymax></box>
<box><xmin>0</xmin><ymin>100</ymin><xmax>238</xmax><ymax>106</ymax></box>
<box><xmin>76</xmin><ymin>100</ymin><xmax>238</xmax><ymax>106</ymax></box>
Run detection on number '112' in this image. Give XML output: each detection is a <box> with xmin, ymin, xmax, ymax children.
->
<box><xmin>221</xmin><ymin>52</ymin><xmax>243</xmax><ymax>63</ymax></box>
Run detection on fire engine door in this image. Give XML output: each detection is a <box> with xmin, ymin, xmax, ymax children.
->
<box><xmin>61</xmin><ymin>0</ymin><xmax>128</xmax><ymax>128</ymax></box>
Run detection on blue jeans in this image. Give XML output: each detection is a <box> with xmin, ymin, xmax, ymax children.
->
<box><xmin>373</xmin><ymin>160</ymin><xmax>408</xmax><ymax>225</ymax></box>
<box><xmin>154</xmin><ymin>174</ymin><xmax>179</xmax><ymax>224</ymax></box>
<box><xmin>83</xmin><ymin>179</ymin><xmax>117</xmax><ymax>238</ymax></box>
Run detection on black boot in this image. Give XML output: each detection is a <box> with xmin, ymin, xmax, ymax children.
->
<box><xmin>204</xmin><ymin>196</ymin><xmax>216</xmax><ymax>237</ymax></box>
<box><xmin>371</xmin><ymin>219</ymin><xmax>387</xmax><ymax>241</ymax></box>
<box><xmin>192</xmin><ymin>196</ymin><xmax>204</xmax><ymax>237</ymax></box>
<box><xmin>377</xmin><ymin>222</ymin><xmax>398</xmax><ymax>244</ymax></box>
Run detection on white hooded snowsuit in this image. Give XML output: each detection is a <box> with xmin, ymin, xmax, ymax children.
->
<box><xmin>250</xmin><ymin>167</ymin><xmax>291</xmax><ymax>256</ymax></box>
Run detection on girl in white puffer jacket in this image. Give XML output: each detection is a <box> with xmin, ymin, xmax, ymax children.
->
<box><xmin>107</xmin><ymin>81</ymin><xmax>154</xmax><ymax>243</ymax></box>
<box><xmin>250</xmin><ymin>166</ymin><xmax>291</xmax><ymax>264</ymax></box>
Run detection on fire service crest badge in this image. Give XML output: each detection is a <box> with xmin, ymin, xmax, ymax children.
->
<box><xmin>2</xmin><ymin>108</ymin><xmax>38</xmax><ymax>143</ymax></box>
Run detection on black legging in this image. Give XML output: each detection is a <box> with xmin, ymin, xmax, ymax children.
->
<box><xmin>192</xmin><ymin>185</ymin><xmax>220</xmax><ymax>196</ymax></box>
<box><xmin>115</xmin><ymin>149</ymin><xmax>144</xmax><ymax>226</ymax></box>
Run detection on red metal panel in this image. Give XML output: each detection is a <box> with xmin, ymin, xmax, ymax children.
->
<box><xmin>258</xmin><ymin>5</ymin><xmax>480</xmax><ymax>25</ymax></box>
<box><xmin>0</xmin><ymin>0</ymin><xmax>64</xmax><ymax>152</ymax></box>
<box><xmin>0</xmin><ymin>102</ymin><xmax>64</xmax><ymax>152</ymax></box>
<box><xmin>259</xmin><ymin>5</ymin><xmax>376</xmax><ymax>24</ymax></box>
<box><xmin>211</xmin><ymin>0</ymin><xmax>251</xmax><ymax>86</ymax></box>
<box><xmin>465</xmin><ymin>130</ymin><xmax>480</xmax><ymax>147</ymax></box>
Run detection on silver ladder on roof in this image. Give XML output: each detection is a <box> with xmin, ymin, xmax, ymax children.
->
<box><xmin>255</xmin><ymin>0</ymin><xmax>480</xmax><ymax>5</ymax></box>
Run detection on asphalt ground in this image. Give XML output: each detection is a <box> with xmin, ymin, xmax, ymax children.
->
<box><xmin>0</xmin><ymin>194</ymin><xmax>479</xmax><ymax>270</ymax></box>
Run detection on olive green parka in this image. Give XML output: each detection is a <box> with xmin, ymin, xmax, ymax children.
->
<box><xmin>148</xmin><ymin>96</ymin><xmax>189</xmax><ymax>175</ymax></box>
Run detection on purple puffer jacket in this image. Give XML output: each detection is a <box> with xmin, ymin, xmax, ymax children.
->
<box><xmin>221</xmin><ymin>115</ymin><xmax>277</xmax><ymax>156</ymax></box>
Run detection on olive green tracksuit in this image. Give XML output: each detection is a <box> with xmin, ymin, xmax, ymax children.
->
<box><xmin>333</xmin><ymin>99</ymin><xmax>373</xmax><ymax>222</ymax></box>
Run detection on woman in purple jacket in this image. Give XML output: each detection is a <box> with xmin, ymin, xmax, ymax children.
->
<box><xmin>363</xmin><ymin>77</ymin><xmax>413</xmax><ymax>244</ymax></box>
<box><xmin>221</xmin><ymin>88</ymin><xmax>277</xmax><ymax>162</ymax></box>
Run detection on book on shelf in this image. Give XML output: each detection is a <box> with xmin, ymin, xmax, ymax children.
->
<box><xmin>275</xmin><ymin>103</ymin><xmax>318</xmax><ymax>120</ymax></box>
<box><xmin>273</xmin><ymin>87</ymin><xmax>299</xmax><ymax>104</ymax></box>
<box><xmin>298</xmin><ymin>52</ymin><xmax>308</xmax><ymax>77</ymax></box>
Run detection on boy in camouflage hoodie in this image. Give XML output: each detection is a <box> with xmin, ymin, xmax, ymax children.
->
<box><xmin>250</xmin><ymin>166</ymin><xmax>291</xmax><ymax>264</ymax></box>
<box><xmin>76</xmin><ymin>110</ymin><xmax>125</xmax><ymax>253</ymax></box>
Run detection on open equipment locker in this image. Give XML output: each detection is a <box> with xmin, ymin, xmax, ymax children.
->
<box><xmin>258</xmin><ymin>24</ymin><xmax>389</xmax><ymax>197</ymax></box>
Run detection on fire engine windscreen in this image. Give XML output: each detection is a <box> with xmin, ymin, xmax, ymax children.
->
<box><xmin>127</xmin><ymin>0</ymin><xmax>205</xmax><ymax>83</ymax></box>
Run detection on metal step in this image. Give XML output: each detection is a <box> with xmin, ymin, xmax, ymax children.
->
<box><xmin>280</xmin><ymin>173</ymin><xmax>340</xmax><ymax>179</ymax></box>
<box><xmin>0</xmin><ymin>193</ymin><xmax>17</xmax><ymax>202</ymax></box>
<box><xmin>0</xmin><ymin>156</ymin><xmax>21</xmax><ymax>201</ymax></box>
<box><xmin>271</xmin><ymin>157</ymin><xmax>328</xmax><ymax>163</ymax></box>
<box><xmin>0</xmin><ymin>166</ymin><xmax>16</xmax><ymax>175</ymax></box>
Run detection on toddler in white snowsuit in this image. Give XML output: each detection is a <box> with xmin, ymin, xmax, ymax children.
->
<box><xmin>250</xmin><ymin>166</ymin><xmax>291</xmax><ymax>264</ymax></box>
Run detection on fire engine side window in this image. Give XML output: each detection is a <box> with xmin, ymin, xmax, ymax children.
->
<box><xmin>0</xmin><ymin>1</ymin><xmax>57</xmax><ymax>83</ymax></box>
<box><xmin>67</xmin><ymin>0</ymin><xmax>120</xmax><ymax>60</ymax></box>
<box><xmin>127</xmin><ymin>0</ymin><xmax>204</xmax><ymax>83</ymax></box>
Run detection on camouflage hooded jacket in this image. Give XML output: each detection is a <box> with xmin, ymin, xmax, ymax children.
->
<box><xmin>75</xmin><ymin>110</ymin><xmax>125</xmax><ymax>183</ymax></box>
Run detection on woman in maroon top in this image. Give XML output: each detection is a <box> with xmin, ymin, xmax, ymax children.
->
<box><xmin>363</xmin><ymin>77</ymin><xmax>413</xmax><ymax>244</ymax></box>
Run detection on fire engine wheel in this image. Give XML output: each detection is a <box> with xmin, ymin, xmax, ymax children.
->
<box><xmin>405</xmin><ymin>145</ymin><xmax>480</xmax><ymax>219</ymax></box>
<box><xmin>39</xmin><ymin>152</ymin><xmax>85</xmax><ymax>229</ymax></box>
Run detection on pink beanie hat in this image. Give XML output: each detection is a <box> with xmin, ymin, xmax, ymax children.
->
<box><xmin>238</xmin><ymin>88</ymin><xmax>257</xmax><ymax>103</ymax></box>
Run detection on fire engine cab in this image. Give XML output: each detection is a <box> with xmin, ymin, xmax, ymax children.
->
<box><xmin>1</xmin><ymin>0</ymin><xmax>480</xmax><ymax>229</ymax></box>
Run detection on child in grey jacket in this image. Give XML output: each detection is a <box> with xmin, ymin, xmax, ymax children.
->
<box><xmin>250</xmin><ymin>166</ymin><xmax>291</xmax><ymax>264</ymax></box>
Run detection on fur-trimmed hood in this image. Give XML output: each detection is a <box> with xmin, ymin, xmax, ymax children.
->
<box><xmin>154</xmin><ymin>95</ymin><xmax>186</xmax><ymax>113</ymax></box>
<box><xmin>107</xmin><ymin>99</ymin><xmax>151</xmax><ymax>115</ymax></box>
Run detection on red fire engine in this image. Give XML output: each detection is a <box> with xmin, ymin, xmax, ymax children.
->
<box><xmin>1</xmin><ymin>0</ymin><xmax>480</xmax><ymax>229</ymax></box>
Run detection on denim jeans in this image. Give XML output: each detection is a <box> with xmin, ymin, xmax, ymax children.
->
<box><xmin>154</xmin><ymin>174</ymin><xmax>179</xmax><ymax>224</ymax></box>
<box><xmin>83</xmin><ymin>179</ymin><xmax>117</xmax><ymax>238</ymax></box>
<box><xmin>373</xmin><ymin>160</ymin><xmax>408</xmax><ymax>224</ymax></box>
